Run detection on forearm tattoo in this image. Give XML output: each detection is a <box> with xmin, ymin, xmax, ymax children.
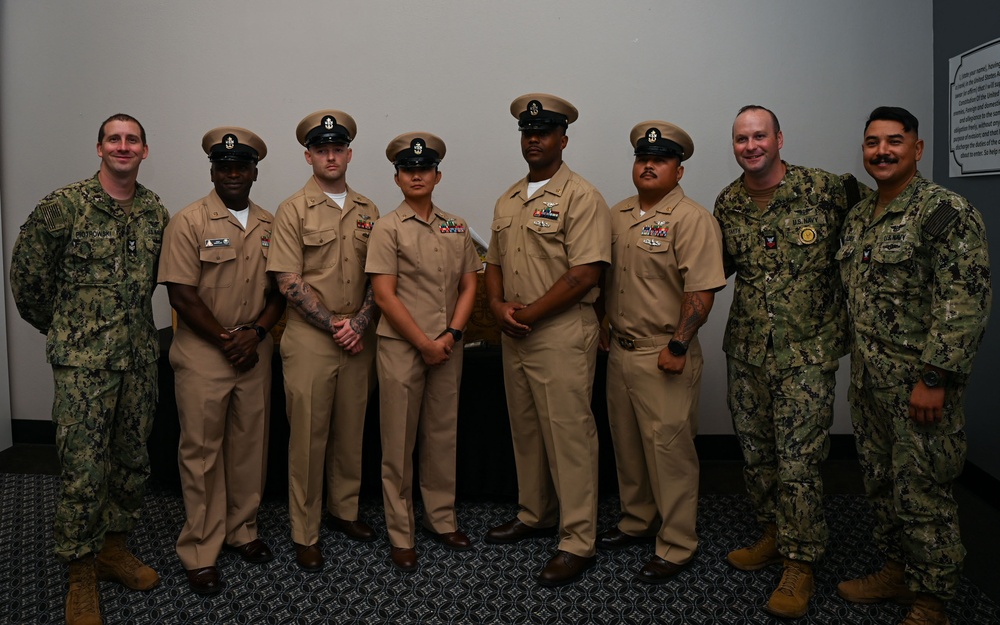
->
<box><xmin>675</xmin><ymin>292</ymin><xmax>710</xmax><ymax>343</ymax></box>
<box><xmin>349</xmin><ymin>283</ymin><xmax>378</xmax><ymax>335</ymax></box>
<box><xmin>276</xmin><ymin>272</ymin><xmax>336</xmax><ymax>333</ymax></box>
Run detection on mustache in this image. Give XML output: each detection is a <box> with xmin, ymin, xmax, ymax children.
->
<box><xmin>870</xmin><ymin>156</ymin><xmax>898</xmax><ymax>165</ymax></box>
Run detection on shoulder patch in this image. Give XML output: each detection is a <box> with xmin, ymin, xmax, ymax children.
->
<box><xmin>922</xmin><ymin>203</ymin><xmax>959</xmax><ymax>238</ymax></box>
<box><xmin>38</xmin><ymin>201</ymin><xmax>68</xmax><ymax>232</ymax></box>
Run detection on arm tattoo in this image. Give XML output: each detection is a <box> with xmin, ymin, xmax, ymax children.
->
<box><xmin>276</xmin><ymin>272</ymin><xmax>336</xmax><ymax>333</ymax></box>
<box><xmin>674</xmin><ymin>292</ymin><xmax>710</xmax><ymax>343</ymax></box>
<box><xmin>349</xmin><ymin>282</ymin><xmax>378</xmax><ymax>335</ymax></box>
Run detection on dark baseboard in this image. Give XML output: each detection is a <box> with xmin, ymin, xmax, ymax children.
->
<box><xmin>11</xmin><ymin>419</ymin><xmax>55</xmax><ymax>444</ymax></box>
<box><xmin>958</xmin><ymin>461</ymin><xmax>1000</xmax><ymax>511</ymax></box>
<box><xmin>11</xmin><ymin>420</ymin><xmax>998</xmax><ymax>510</ymax></box>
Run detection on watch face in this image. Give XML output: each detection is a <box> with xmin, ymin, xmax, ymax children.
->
<box><xmin>922</xmin><ymin>370</ymin><xmax>940</xmax><ymax>387</ymax></box>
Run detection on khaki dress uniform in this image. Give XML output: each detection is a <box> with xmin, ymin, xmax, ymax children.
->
<box><xmin>366</xmin><ymin>202</ymin><xmax>481</xmax><ymax>548</ymax></box>
<box><xmin>159</xmin><ymin>190</ymin><xmax>275</xmax><ymax>570</ymax></box>
<box><xmin>606</xmin><ymin>184</ymin><xmax>725</xmax><ymax>565</ymax></box>
<box><xmin>267</xmin><ymin>178</ymin><xmax>379</xmax><ymax>546</ymax></box>
<box><xmin>485</xmin><ymin>161</ymin><xmax>611</xmax><ymax>557</ymax></box>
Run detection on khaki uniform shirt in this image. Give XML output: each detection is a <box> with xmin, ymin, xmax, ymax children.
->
<box><xmin>713</xmin><ymin>163</ymin><xmax>856</xmax><ymax>369</ymax></box>
<box><xmin>838</xmin><ymin>173</ymin><xmax>991</xmax><ymax>387</ymax></box>
<box><xmin>486</xmin><ymin>162</ymin><xmax>611</xmax><ymax>305</ymax></box>
<box><xmin>608</xmin><ymin>186</ymin><xmax>726</xmax><ymax>337</ymax></box>
<box><xmin>10</xmin><ymin>173</ymin><xmax>169</xmax><ymax>369</ymax></box>
<box><xmin>366</xmin><ymin>202</ymin><xmax>481</xmax><ymax>340</ymax></box>
<box><xmin>158</xmin><ymin>190</ymin><xmax>274</xmax><ymax>328</ymax></box>
<box><xmin>266</xmin><ymin>177</ymin><xmax>378</xmax><ymax>319</ymax></box>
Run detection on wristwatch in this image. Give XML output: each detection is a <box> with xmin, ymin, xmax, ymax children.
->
<box><xmin>253</xmin><ymin>325</ymin><xmax>267</xmax><ymax>341</ymax></box>
<box><xmin>667</xmin><ymin>339</ymin><xmax>689</xmax><ymax>356</ymax></box>
<box><xmin>921</xmin><ymin>369</ymin><xmax>942</xmax><ymax>388</ymax></box>
<box><xmin>444</xmin><ymin>327</ymin><xmax>463</xmax><ymax>342</ymax></box>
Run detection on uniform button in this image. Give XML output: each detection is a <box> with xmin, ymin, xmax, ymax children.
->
<box><xmin>342</xmin><ymin>235</ymin><xmax>347</xmax><ymax>240</ymax></box>
<box><xmin>438</xmin><ymin>287</ymin><xmax>444</xmax><ymax>292</ymax></box>
<box><xmin>246</xmin><ymin>278</ymin><xmax>250</xmax><ymax>283</ymax></box>
<box><xmin>346</xmin><ymin>279</ymin><xmax>351</xmax><ymax>284</ymax></box>
<box><xmin>439</xmin><ymin>307</ymin><xmax>445</xmax><ymax>313</ymax></box>
<box><xmin>517</xmin><ymin>247</ymin><xmax>521</xmax><ymax>251</ymax></box>
<box><xmin>245</xmin><ymin>255</ymin><xmax>250</xmax><ymax>260</ymax></box>
<box><xmin>514</xmin><ymin>270</ymin><xmax>519</xmax><ymax>275</ymax></box>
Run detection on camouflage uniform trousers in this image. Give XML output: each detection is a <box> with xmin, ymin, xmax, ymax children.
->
<box><xmin>727</xmin><ymin>352</ymin><xmax>836</xmax><ymax>562</ymax></box>
<box><xmin>51</xmin><ymin>362</ymin><xmax>157</xmax><ymax>561</ymax></box>
<box><xmin>849</xmin><ymin>377</ymin><xmax>966</xmax><ymax>600</ymax></box>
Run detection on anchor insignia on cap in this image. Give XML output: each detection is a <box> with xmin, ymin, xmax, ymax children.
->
<box><xmin>413</xmin><ymin>141</ymin><xmax>423</xmax><ymax>155</ymax></box>
<box><xmin>224</xmin><ymin>134</ymin><xmax>236</xmax><ymax>150</ymax></box>
<box><xmin>647</xmin><ymin>129</ymin><xmax>658</xmax><ymax>143</ymax></box>
<box><xmin>323</xmin><ymin>116</ymin><xmax>335</xmax><ymax>130</ymax></box>
<box><xmin>528</xmin><ymin>101</ymin><xmax>541</xmax><ymax>116</ymax></box>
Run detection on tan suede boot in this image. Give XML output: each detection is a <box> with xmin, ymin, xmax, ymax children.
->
<box><xmin>837</xmin><ymin>560</ymin><xmax>917</xmax><ymax>604</ymax></box>
<box><xmin>66</xmin><ymin>555</ymin><xmax>102</xmax><ymax>625</ymax></box>
<box><xmin>765</xmin><ymin>559</ymin><xmax>814</xmax><ymax>619</ymax></box>
<box><xmin>95</xmin><ymin>532</ymin><xmax>160</xmax><ymax>591</ymax></box>
<box><xmin>899</xmin><ymin>594</ymin><xmax>950</xmax><ymax>625</ymax></box>
<box><xmin>727</xmin><ymin>523</ymin><xmax>782</xmax><ymax>571</ymax></box>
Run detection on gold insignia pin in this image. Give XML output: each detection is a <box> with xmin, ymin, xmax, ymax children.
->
<box><xmin>799</xmin><ymin>226</ymin><xmax>817</xmax><ymax>244</ymax></box>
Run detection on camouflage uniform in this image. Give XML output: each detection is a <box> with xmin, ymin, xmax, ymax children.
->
<box><xmin>837</xmin><ymin>173</ymin><xmax>991</xmax><ymax>599</ymax></box>
<box><xmin>714</xmin><ymin>163</ymin><xmax>863</xmax><ymax>562</ymax></box>
<box><xmin>10</xmin><ymin>173</ymin><xmax>169</xmax><ymax>561</ymax></box>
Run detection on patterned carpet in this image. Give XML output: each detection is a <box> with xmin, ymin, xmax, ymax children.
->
<box><xmin>2</xmin><ymin>473</ymin><xmax>997</xmax><ymax>624</ymax></box>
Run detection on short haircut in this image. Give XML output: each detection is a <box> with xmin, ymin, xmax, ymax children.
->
<box><xmin>98</xmin><ymin>113</ymin><xmax>147</xmax><ymax>145</ymax></box>
<box><xmin>735</xmin><ymin>105</ymin><xmax>780</xmax><ymax>134</ymax></box>
<box><xmin>864</xmin><ymin>106</ymin><xmax>919</xmax><ymax>135</ymax></box>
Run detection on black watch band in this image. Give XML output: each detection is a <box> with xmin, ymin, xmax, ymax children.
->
<box><xmin>921</xmin><ymin>369</ymin><xmax>942</xmax><ymax>388</ymax></box>
<box><xmin>445</xmin><ymin>327</ymin><xmax>463</xmax><ymax>341</ymax></box>
<box><xmin>253</xmin><ymin>325</ymin><xmax>267</xmax><ymax>341</ymax></box>
<box><xmin>668</xmin><ymin>339</ymin><xmax>689</xmax><ymax>356</ymax></box>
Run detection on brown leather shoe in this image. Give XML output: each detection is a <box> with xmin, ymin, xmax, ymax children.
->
<box><xmin>484</xmin><ymin>518</ymin><xmax>556</xmax><ymax>545</ymax></box>
<box><xmin>390</xmin><ymin>547</ymin><xmax>418</xmax><ymax>573</ymax></box>
<box><xmin>597</xmin><ymin>527</ymin><xmax>654</xmax><ymax>551</ymax></box>
<box><xmin>326</xmin><ymin>515</ymin><xmax>376</xmax><ymax>542</ymax></box>
<box><xmin>185</xmin><ymin>566</ymin><xmax>223</xmax><ymax>596</ymax></box>
<box><xmin>635</xmin><ymin>555</ymin><xmax>689</xmax><ymax>584</ymax></box>
<box><xmin>537</xmin><ymin>550</ymin><xmax>595</xmax><ymax>587</ymax></box>
<box><xmin>427</xmin><ymin>529</ymin><xmax>473</xmax><ymax>551</ymax></box>
<box><xmin>224</xmin><ymin>539</ymin><xmax>273</xmax><ymax>564</ymax></box>
<box><xmin>294</xmin><ymin>542</ymin><xmax>323</xmax><ymax>573</ymax></box>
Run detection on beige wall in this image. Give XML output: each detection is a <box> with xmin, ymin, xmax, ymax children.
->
<box><xmin>1</xmin><ymin>0</ymin><xmax>934</xmax><ymax>434</ymax></box>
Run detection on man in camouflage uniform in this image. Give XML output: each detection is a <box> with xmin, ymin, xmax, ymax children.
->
<box><xmin>714</xmin><ymin>105</ymin><xmax>865</xmax><ymax>618</ymax></box>
<box><xmin>10</xmin><ymin>114</ymin><xmax>169</xmax><ymax>625</ymax></box>
<box><xmin>837</xmin><ymin>106</ymin><xmax>991</xmax><ymax>625</ymax></box>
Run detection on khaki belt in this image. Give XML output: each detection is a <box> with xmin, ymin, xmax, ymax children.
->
<box><xmin>612</xmin><ymin>331</ymin><xmax>671</xmax><ymax>351</ymax></box>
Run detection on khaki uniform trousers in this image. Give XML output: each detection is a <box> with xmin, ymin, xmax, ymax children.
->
<box><xmin>171</xmin><ymin>328</ymin><xmax>272</xmax><ymax>569</ymax></box>
<box><xmin>281</xmin><ymin>316</ymin><xmax>375</xmax><ymax>546</ymax></box>
<box><xmin>606</xmin><ymin>335</ymin><xmax>702</xmax><ymax>565</ymax></box>
<box><xmin>501</xmin><ymin>304</ymin><xmax>600</xmax><ymax>558</ymax></box>
<box><xmin>377</xmin><ymin>336</ymin><xmax>462</xmax><ymax>548</ymax></box>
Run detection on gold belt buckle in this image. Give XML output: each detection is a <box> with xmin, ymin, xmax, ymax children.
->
<box><xmin>617</xmin><ymin>336</ymin><xmax>635</xmax><ymax>350</ymax></box>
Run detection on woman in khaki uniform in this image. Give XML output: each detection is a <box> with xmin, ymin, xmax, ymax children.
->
<box><xmin>366</xmin><ymin>132</ymin><xmax>481</xmax><ymax>572</ymax></box>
